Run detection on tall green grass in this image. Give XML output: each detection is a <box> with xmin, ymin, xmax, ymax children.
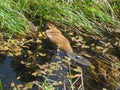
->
<box><xmin>16</xmin><ymin>0</ymin><xmax>119</xmax><ymax>35</ymax></box>
<box><xmin>0</xmin><ymin>0</ymin><xmax>119</xmax><ymax>36</ymax></box>
<box><xmin>0</xmin><ymin>0</ymin><xmax>29</xmax><ymax>34</ymax></box>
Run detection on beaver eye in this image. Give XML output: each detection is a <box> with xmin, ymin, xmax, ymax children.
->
<box><xmin>45</xmin><ymin>26</ymin><xmax>49</xmax><ymax>30</ymax></box>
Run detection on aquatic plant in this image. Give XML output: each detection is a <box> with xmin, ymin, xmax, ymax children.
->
<box><xmin>0</xmin><ymin>79</ymin><xmax>3</xmax><ymax>90</ymax></box>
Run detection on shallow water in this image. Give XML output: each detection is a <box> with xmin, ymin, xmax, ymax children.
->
<box><xmin>0</xmin><ymin>56</ymin><xmax>21</xmax><ymax>90</ymax></box>
<box><xmin>0</xmin><ymin>51</ymin><xmax>69</xmax><ymax>90</ymax></box>
<box><xmin>0</xmin><ymin>50</ymin><xmax>92</xmax><ymax>90</ymax></box>
<box><xmin>49</xmin><ymin>51</ymin><xmax>71</xmax><ymax>90</ymax></box>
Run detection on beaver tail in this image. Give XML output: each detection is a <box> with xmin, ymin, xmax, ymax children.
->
<box><xmin>66</xmin><ymin>52</ymin><xmax>92</xmax><ymax>66</ymax></box>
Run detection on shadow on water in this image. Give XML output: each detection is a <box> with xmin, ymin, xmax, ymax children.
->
<box><xmin>0</xmin><ymin>55</ymin><xmax>21</xmax><ymax>90</ymax></box>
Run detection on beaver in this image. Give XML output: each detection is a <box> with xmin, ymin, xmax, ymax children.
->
<box><xmin>45</xmin><ymin>24</ymin><xmax>73</xmax><ymax>53</ymax></box>
<box><xmin>45</xmin><ymin>24</ymin><xmax>91</xmax><ymax>66</ymax></box>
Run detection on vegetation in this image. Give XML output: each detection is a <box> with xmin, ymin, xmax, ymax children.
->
<box><xmin>0</xmin><ymin>0</ymin><xmax>120</xmax><ymax>90</ymax></box>
<box><xmin>0</xmin><ymin>0</ymin><xmax>119</xmax><ymax>35</ymax></box>
<box><xmin>0</xmin><ymin>79</ymin><xmax>3</xmax><ymax>90</ymax></box>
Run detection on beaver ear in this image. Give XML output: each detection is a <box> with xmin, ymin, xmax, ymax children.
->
<box><xmin>45</xmin><ymin>23</ymin><xmax>52</xmax><ymax>29</ymax></box>
<box><xmin>45</xmin><ymin>25</ymin><xmax>50</xmax><ymax>30</ymax></box>
<box><xmin>46</xmin><ymin>26</ymin><xmax>49</xmax><ymax>30</ymax></box>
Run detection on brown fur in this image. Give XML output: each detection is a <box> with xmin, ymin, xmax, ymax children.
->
<box><xmin>45</xmin><ymin>24</ymin><xmax>73</xmax><ymax>53</ymax></box>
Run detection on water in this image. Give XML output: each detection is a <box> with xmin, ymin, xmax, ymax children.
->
<box><xmin>47</xmin><ymin>51</ymin><xmax>71</xmax><ymax>90</ymax></box>
<box><xmin>0</xmin><ymin>51</ymin><xmax>84</xmax><ymax>90</ymax></box>
<box><xmin>0</xmin><ymin>56</ymin><xmax>21</xmax><ymax>90</ymax></box>
<box><xmin>0</xmin><ymin>51</ymin><xmax>69</xmax><ymax>90</ymax></box>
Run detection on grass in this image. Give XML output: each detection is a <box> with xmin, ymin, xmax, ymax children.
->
<box><xmin>0</xmin><ymin>0</ymin><xmax>119</xmax><ymax>36</ymax></box>
<box><xmin>0</xmin><ymin>79</ymin><xmax>3</xmax><ymax>90</ymax></box>
<box><xmin>0</xmin><ymin>0</ymin><xmax>29</xmax><ymax>34</ymax></box>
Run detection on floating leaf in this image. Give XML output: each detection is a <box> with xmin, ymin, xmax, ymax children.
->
<box><xmin>38</xmin><ymin>53</ymin><xmax>46</xmax><ymax>56</ymax></box>
<box><xmin>27</xmin><ymin>50</ymin><xmax>32</xmax><ymax>54</ymax></box>
<box><xmin>52</xmin><ymin>81</ymin><xmax>62</xmax><ymax>86</ymax></box>
<box><xmin>66</xmin><ymin>74</ymin><xmax>81</xmax><ymax>79</ymax></box>
<box><xmin>32</xmin><ymin>69</ymin><xmax>42</xmax><ymax>76</ymax></box>
<box><xmin>8</xmin><ymin>52</ymin><xmax>14</xmax><ymax>56</ymax></box>
<box><xmin>83</xmin><ymin>53</ymin><xmax>92</xmax><ymax>58</ymax></box>
<box><xmin>4</xmin><ymin>46</ymin><xmax>9</xmax><ymax>51</ymax></box>
<box><xmin>20</xmin><ymin>61</ymin><xmax>25</xmax><ymax>64</ymax></box>
<box><xmin>103</xmin><ymin>48</ymin><xmax>109</xmax><ymax>53</ymax></box>
<box><xmin>16</xmin><ymin>84</ymin><xmax>24</xmax><ymax>90</ymax></box>
<box><xmin>72</xmin><ymin>66</ymin><xmax>82</xmax><ymax>73</ymax></box>
<box><xmin>24</xmin><ymin>82</ymin><xmax>34</xmax><ymax>89</ymax></box>
<box><xmin>11</xmin><ymin>82</ymin><xmax>15</xmax><ymax>87</ymax></box>
<box><xmin>36</xmin><ymin>39</ymin><xmax>41</xmax><ymax>43</ymax></box>
<box><xmin>81</xmin><ymin>44</ymin><xmax>90</xmax><ymax>49</ymax></box>
<box><xmin>96</xmin><ymin>46</ymin><xmax>103</xmax><ymax>50</ymax></box>
<box><xmin>17</xmin><ymin>76</ymin><xmax>21</xmax><ymax>80</ymax></box>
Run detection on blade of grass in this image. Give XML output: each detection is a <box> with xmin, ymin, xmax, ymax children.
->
<box><xmin>0</xmin><ymin>79</ymin><xmax>3</xmax><ymax>90</ymax></box>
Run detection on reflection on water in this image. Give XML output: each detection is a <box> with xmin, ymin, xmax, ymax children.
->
<box><xmin>0</xmin><ymin>55</ymin><xmax>21</xmax><ymax>90</ymax></box>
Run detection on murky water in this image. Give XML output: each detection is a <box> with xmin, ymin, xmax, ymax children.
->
<box><xmin>0</xmin><ymin>55</ymin><xmax>39</xmax><ymax>90</ymax></box>
<box><xmin>0</xmin><ymin>56</ymin><xmax>21</xmax><ymax>90</ymax></box>
<box><xmin>48</xmin><ymin>51</ymin><xmax>71</xmax><ymax>90</ymax></box>
<box><xmin>0</xmin><ymin>51</ymin><xmax>93</xmax><ymax>90</ymax></box>
<box><xmin>0</xmin><ymin>51</ymin><xmax>70</xmax><ymax>90</ymax></box>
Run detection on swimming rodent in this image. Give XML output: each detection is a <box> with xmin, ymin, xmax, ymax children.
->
<box><xmin>45</xmin><ymin>24</ymin><xmax>91</xmax><ymax>66</ymax></box>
